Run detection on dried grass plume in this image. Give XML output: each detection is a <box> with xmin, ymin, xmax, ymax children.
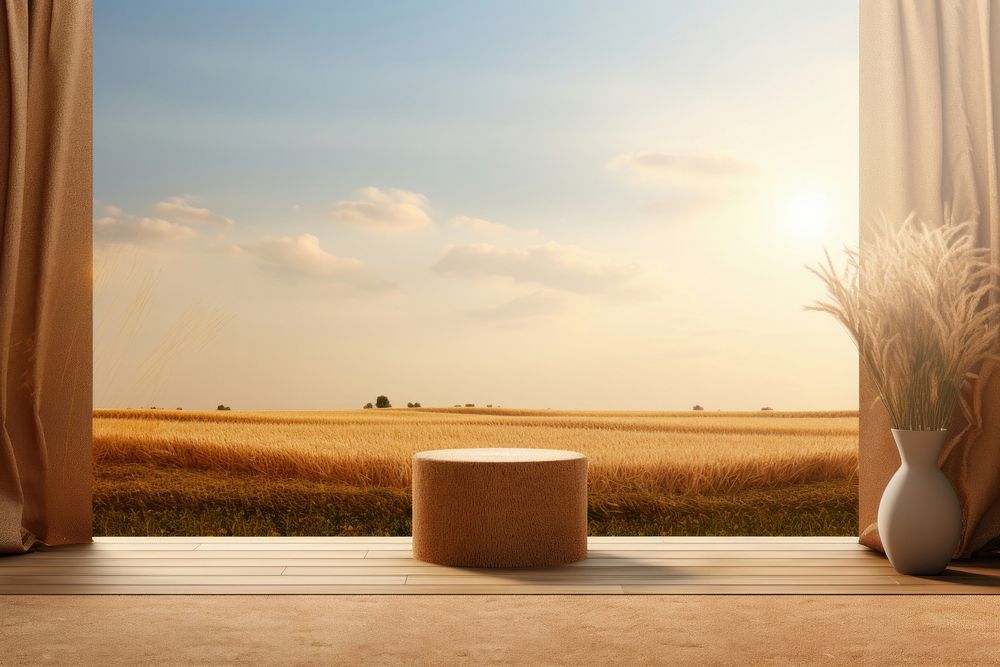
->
<box><xmin>808</xmin><ymin>215</ymin><xmax>1000</xmax><ymax>431</ymax></box>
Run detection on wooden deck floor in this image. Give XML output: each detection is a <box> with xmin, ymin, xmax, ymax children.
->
<box><xmin>1</xmin><ymin>537</ymin><xmax>998</xmax><ymax>594</ymax></box>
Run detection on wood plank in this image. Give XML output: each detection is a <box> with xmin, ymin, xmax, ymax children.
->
<box><xmin>0</xmin><ymin>566</ymin><xmax>286</xmax><ymax>576</ymax></box>
<box><xmin>584</xmin><ymin>536</ymin><xmax>860</xmax><ymax>543</ymax></box>
<box><xmin>92</xmin><ymin>536</ymin><xmax>858</xmax><ymax>544</ymax></box>
<box><xmin>0</xmin><ymin>575</ymin><xmax>406</xmax><ymax>585</ymax></box>
<box><xmin>0</xmin><ymin>537</ymin><xmax>995</xmax><ymax>595</ymax></box>
<box><xmin>94</xmin><ymin>536</ymin><xmax>413</xmax><ymax>543</ymax></box>
<box><xmin>284</xmin><ymin>565</ymin><xmax>900</xmax><ymax>577</ymax></box>
<box><xmin>189</xmin><ymin>542</ymin><xmax>867</xmax><ymax>552</ymax></box>
<box><xmin>4</xmin><ymin>582</ymin><xmax>997</xmax><ymax>594</ymax></box>
<box><xmin>402</xmin><ymin>574</ymin><xmax>900</xmax><ymax>586</ymax></box>
<box><xmin>362</xmin><ymin>549</ymin><xmax>867</xmax><ymax>559</ymax></box>
<box><xmin>6</xmin><ymin>550</ymin><xmax>370</xmax><ymax>560</ymax></box>
<box><xmin>583</xmin><ymin>543</ymin><xmax>869</xmax><ymax>551</ymax></box>
<box><xmin>889</xmin><ymin>575</ymin><xmax>1000</xmax><ymax>587</ymax></box>
<box><xmin>194</xmin><ymin>543</ymin><xmax>404</xmax><ymax>551</ymax></box>
<box><xmin>16</xmin><ymin>549</ymin><xmax>876</xmax><ymax>562</ymax></box>
<box><xmin>12</xmin><ymin>547</ymin><xmax>878</xmax><ymax>560</ymax></box>
<box><xmin>619</xmin><ymin>584</ymin><xmax>1000</xmax><ymax>594</ymax></box>
<box><xmin>0</xmin><ymin>557</ymin><xmax>904</xmax><ymax>569</ymax></box>
<box><xmin>574</xmin><ymin>557</ymin><xmax>892</xmax><ymax>567</ymax></box>
<box><xmin>616</xmin><ymin>545</ymin><xmax>865</xmax><ymax>552</ymax></box>
<box><xmin>35</xmin><ymin>543</ymin><xmax>199</xmax><ymax>551</ymax></box>
<box><xmin>0</xmin><ymin>584</ymin><xmax>627</xmax><ymax>594</ymax></box>
<box><xmin>946</xmin><ymin>565</ymin><xmax>1000</xmax><ymax>576</ymax></box>
<box><xmin>0</xmin><ymin>558</ymin><xmax>309</xmax><ymax>568</ymax></box>
<box><xmin>583</xmin><ymin>549</ymin><xmax>872</xmax><ymax>557</ymax></box>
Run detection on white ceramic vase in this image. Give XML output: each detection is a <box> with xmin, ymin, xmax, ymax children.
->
<box><xmin>877</xmin><ymin>429</ymin><xmax>962</xmax><ymax>575</ymax></box>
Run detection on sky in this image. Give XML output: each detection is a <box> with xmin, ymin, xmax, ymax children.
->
<box><xmin>93</xmin><ymin>0</ymin><xmax>859</xmax><ymax>411</ymax></box>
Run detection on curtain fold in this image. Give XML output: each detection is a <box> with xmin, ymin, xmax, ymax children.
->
<box><xmin>860</xmin><ymin>0</ymin><xmax>1000</xmax><ymax>558</ymax></box>
<box><xmin>0</xmin><ymin>0</ymin><xmax>92</xmax><ymax>553</ymax></box>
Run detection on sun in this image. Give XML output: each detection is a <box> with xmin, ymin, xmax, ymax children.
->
<box><xmin>782</xmin><ymin>191</ymin><xmax>834</xmax><ymax>240</ymax></box>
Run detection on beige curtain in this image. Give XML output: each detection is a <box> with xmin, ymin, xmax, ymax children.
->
<box><xmin>0</xmin><ymin>0</ymin><xmax>92</xmax><ymax>553</ymax></box>
<box><xmin>860</xmin><ymin>0</ymin><xmax>1000</xmax><ymax>558</ymax></box>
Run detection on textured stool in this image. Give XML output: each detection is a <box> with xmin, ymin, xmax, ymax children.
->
<box><xmin>412</xmin><ymin>448</ymin><xmax>588</xmax><ymax>568</ymax></box>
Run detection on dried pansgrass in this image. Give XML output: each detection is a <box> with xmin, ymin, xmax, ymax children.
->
<box><xmin>93</xmin><ymin>409</ymin><xmax>858</xmax><ymax>497</ymax></box>
<box><xmin>808</xmin><ymin>215</ymin><xmax>1000</xmax><ymax>430</ymax></box>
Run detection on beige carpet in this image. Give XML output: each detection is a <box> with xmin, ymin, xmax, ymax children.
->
<box><xmin>2</xmin><ymin>595</ymin><xmax>997</xmax><ymax>666</ymax></box>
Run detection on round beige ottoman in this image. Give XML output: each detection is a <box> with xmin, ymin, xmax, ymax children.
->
<box><xmin>412</xmin><ymin>448</ymin><xmax>588</xmax><ymax>568</ymax></box>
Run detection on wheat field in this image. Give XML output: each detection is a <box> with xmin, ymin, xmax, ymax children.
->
<box><xmin>93</xmin><ymin>408</ymin><xmax>859</xmax><ymax>536</ymax></box>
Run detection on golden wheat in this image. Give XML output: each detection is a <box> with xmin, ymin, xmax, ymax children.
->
<box><xmin>808</xmin><ymin>215</ymin><xmax>1000</xmax><ymax>430</ymax></box>
<box><xmin>93</xmin><ymin>409</ymin><xmax>858</xmax><ymax>497</ymax></box>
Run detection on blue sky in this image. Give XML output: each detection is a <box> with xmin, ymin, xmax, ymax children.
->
<box><xmin>94</xmin><ymin>1</ymin><xmax>859</xmax><ymax>410</ymax></box>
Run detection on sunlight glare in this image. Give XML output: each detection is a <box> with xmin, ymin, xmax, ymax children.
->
<box><xmin>782</xmin><ymin>191</ymin><xmax>834</xmax><ymax>240</ymax></box>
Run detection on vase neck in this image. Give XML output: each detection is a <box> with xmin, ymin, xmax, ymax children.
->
<box><xmin>891</xmin><ymin>429</ymin><xmax>948</xmax><ymax>468</ymax></box>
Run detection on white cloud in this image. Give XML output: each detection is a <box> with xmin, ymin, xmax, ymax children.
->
<box><xmin>641</xmin><ymin>190</ymin><xmax>716</xmax><ymax>219</ymax></box>
<box><xmin>329</xmin><ymin>187</ymin><xmax>432</xmax><ymax>234</ymax></box>
<box><xmin>94</xmin><ymin>216</ymin><xmax>199</xmax><ymax>245</ymax></box>
<box><xmin>432</xmin><ymin>241</ymin><xmax>641</xmax><ymax>295</ymax></box>
<box><xmin>240</xmin><ymin>233</ymin><xmax>393</xmax><ymax>291</ymax></box>
<box><xmin>154</xmin><ymin>196</ymin><xmax>235</xmax><ymax>226</ymax></box>
<box><xmin>609</xmin><ymin>151</ymin><xmax>756</xmax><ymax>221</ymax></box>
<box><xmin>94</xmin><ymin>201</ymin><xmax>206</xmax><ymax>246</ymax></box>
<box><xmin>608</xmin><ymin>151</ymin><xmax>754</xmax><ymax>184</ymax></box>
<box><xmin>450</xmin><ymin>215</ymin><xmax>510</xmax><ymax>234</ymax></box>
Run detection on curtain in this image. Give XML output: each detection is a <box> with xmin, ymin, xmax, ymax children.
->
<box><xmin>860</xmin><ymin>0</ymin><xmax>1000</xmax><ymax>558</ymax></box>
<box><xmin>0</xmin><ymin>0</ymin><xmax>92</xmax><ymax>553</ymax></box>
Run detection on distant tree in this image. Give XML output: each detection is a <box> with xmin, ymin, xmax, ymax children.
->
<box><xmin>487</xmin><ymin>404</ymin><xmax>493</xmax><ymax>408</ymax></box>
<box><xmin>176</xmin><ymin>407</ymin><xmax>183</xmax><ymax>410</ymax></box>
<box><xmin>454</xmin><ymin>404</ymin><xmax>462</xmax><ymax>407</ymax></box>
<box><xmin>407</xmin><ymin>402</ymin><xmax>414</xmax><ymax>408</ymax></box>
<box><xmin>692</xmin><ymin>404</ymin><xmax>705</xmax><ymax>411</ymax></box>
<box><xmin>375</xmin><ymin>395</ymin><xmax>391</xmax><ymax>409</ymax></box>
<box><xmin>413</xmin><ymin>402</ymin><xmax>421</xmax><ymax>408</ymax></box>
<box><xmin>217</xmin><ymin>404</ymin><xmax>231</xmax><ymax>411</ymax></box>
<box><xmin>363</xmin><ymin>402</ymin><xmax>374</xmax><ymax>409</ymax></box>
<box><xmin>465</xmin><ymin>403</ymin><xmax>475</xmax><ymax>407</ymax></box>
<box><xmin>761</xmin><ymin>406</ymin><xmax>774</xmax><ymax>411</ymax></box>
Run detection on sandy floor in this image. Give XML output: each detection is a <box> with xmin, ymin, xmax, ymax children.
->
<box><xmin>2</xmin><ymin>595</ymin><xmax>998</xmax><ymax>666</ymax></box>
